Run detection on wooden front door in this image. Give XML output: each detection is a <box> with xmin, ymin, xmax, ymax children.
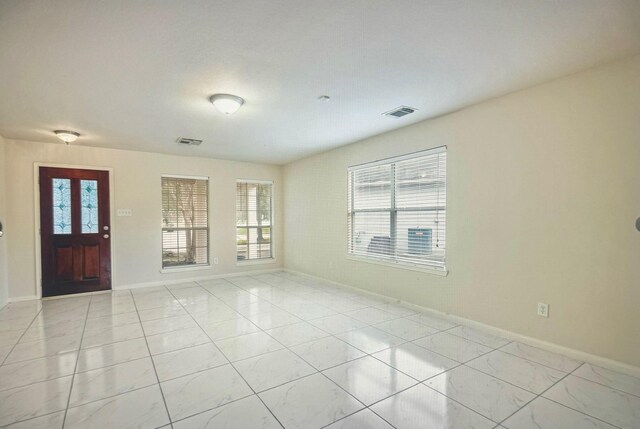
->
<box><xmin>39</xmin><ymin>167</ymin><xmax>112</xmax><ymax>297</ymax></box>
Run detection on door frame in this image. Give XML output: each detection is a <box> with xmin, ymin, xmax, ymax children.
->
<box><xmin>33</xmin><ymin>163</ymin><xmax>116</xmax><ymax>299</ymax></box>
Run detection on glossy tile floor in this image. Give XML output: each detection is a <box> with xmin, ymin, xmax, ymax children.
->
<box><xmin>0</xmin><ymin>271</ymin><xmax>639</xmax><ymax>429</ymax></box>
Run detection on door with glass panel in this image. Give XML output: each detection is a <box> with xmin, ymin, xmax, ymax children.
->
<box><xmin>39</xmin><ymin>167</ymin><xmax>111</xmax><ymax>296</ymax></box>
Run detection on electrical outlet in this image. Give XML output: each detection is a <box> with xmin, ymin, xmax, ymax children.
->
<box><xmin>537</xmin><ymin>302</ymin><xmax>549</xmax><ymax>318</ymax></box>
<box><xmin>213</xmin><ymin>257</ymin><xmax>219</xmax><ymax>265</ymax></box>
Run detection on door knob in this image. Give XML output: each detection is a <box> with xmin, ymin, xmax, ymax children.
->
<box><xmin>103</xmin><ymin>234</ymin><xmax>110</xmax><ymax>239</ymax></box>
<box><xmin>103</xmin><ymin>226</ymin><xmax>110</xmax><ymax>231</ymax></box>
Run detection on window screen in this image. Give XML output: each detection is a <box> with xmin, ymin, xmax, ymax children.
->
<box><xmin>348</xmin><ymin>147</ymin><xmax>446</xmax><ymax>271</ymax></box>
<box><xmin>237</xmin><ymin>181</ymin><xmax>273</xmax><ymax>261</ymax></box>
<box><xmin>161</xmin><ymin>176</ymin><xmax>209</xmax><ymax>268</ymax></box>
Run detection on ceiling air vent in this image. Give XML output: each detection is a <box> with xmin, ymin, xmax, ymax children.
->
<box><xmin>176</xmin><ymin>137</ymin><xmax>203</xmax><ymax>146</ymax></box>
<box><xmin>383</xmin><ymin>106</ymin><xmax>417</xmax><ymax>118</ymax></box>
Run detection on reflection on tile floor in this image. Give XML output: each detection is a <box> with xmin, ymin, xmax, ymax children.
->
<box><xmin>0</xmin><ymin>271</ymin><xmax>639</xmax><ymax>428</ymax></box>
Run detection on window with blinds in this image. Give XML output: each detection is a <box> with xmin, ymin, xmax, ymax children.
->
<box><xmin>348</xmin><ymin>146</ymin><xmax>447</xmax><ymax>271</ymax></box>
<box><xmin>237</xmin><ymin>181</ymin><xmax>273</xmax><ymax>261</ymax></box>
<box><xmin>161</xmin><ymin>176</ymin><xmax>209</xmax><ymax>268</ymax></box>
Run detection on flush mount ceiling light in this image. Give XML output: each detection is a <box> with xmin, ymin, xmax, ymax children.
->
<box><xmin>317</xmin><ymin>95</ymin><xmax>331</xmax><ymax>102</ymax></box>
<box><xmin>209</xmin><ymin>94</ymin><xmax>245</xmax><ymax>115</ymax></box>
<box><xmin>54</xmin><ymin>130</ymin><xmax>80</xmax><ymax>144</ymax></box>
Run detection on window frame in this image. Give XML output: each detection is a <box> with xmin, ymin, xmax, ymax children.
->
<box><xmin>160</xmin><ymin>174</ymin><xmax>210</xmax><ymax>272</ymax></box>
<box><xmin>347</xmin><ymin>146</ymin><xmax>448</xmax><ymax>276</ymax></box>
<box><xmin>236</xmin><ymin>179</ymin><xmax>275</xmax><ymax>264</ymax></box>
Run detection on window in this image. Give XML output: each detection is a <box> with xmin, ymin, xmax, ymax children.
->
<box><xmin>161</xmin><ymin>176</ymin><xmax>209</xmax><ymax>268</ymax></box>
<box><xmin>236</xmin><ymin>181</ymin><xmax>273</xmax><ymax>261</ymax></box>
<box><xmin>80</xmin><ymin>179</ymin><xmax>99</xmax><ymax>233</ymax></box>
<box><xmin>52</xmin><ymin>178</ymin><xmax>71</xmax><ymax>234</ymax></box>
<box><xmin>348</xmin><ymin>146</ymin><xmax>447</xmax><ymax>271</ymax></box>
<box><xmin>52</xmin><ymin>178</ymin><xmax>100</xmax><ymax>234</ymax></box>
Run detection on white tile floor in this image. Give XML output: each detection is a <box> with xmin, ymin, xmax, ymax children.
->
<box><xmin>0</xmin><ymin>271</ymin><xmax>638</xmax><ymax>429</ymax></box>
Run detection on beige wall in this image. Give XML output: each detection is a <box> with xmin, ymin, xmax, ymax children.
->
<box><xmin>0</xmin><ymin>136</ymin><xmax>8</xmax><ymax>307</ymax></box>
<box><xmin>283</xmin><ymin>56</ymin><xmax>640</xmax><ymax>366</ymax></box>
<box><xmin>4</xmin><ymin>140</ymin><xmax>283</xmax><ymax>299</ymax></box>
<box><xmin>2</xmin><ymin>56</ymin><xmax>639</xmax><ymax>366</ymax></box>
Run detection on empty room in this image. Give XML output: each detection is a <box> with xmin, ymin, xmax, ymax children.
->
<box><xmin>0</xmin><ymin>1</ymin><xmax>639</xmax><ymax>428</ymax></box>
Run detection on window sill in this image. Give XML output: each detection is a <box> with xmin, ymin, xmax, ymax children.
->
<box><xmin>160</xmin><ymin>264</ymin><xmax>211</xmax><ymax>274</ymax></box>
<box><xmin>236</xmin><ymin>258</ymin><xmax>276</xmax><ymax>266</ymax></box>
<box><xmin>346</xmin><ymin>255</ymin><xmax>448</xmax><ymax>277</ymax></box>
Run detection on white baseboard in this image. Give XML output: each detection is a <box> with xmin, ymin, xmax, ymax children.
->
<box><xmin>8</xmin><ymin>295</ymin><xmax>39</xmax><ymax>303</ymax></box>
<box><xmin>114</xmin><ymin>268</ymin><xmax>283</xmax><ymax>291</ymax></box>
<box><xmin>6</xmin><ymin>269</ymin><xmax>283</xmax><ymax>299</ymax></box>
<box><xmin>284</xmin><ymin>268</ymin><xmax>640</xmax><ymax>378</ymax></box>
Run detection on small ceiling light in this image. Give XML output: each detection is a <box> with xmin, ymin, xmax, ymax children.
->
<box><xmin>317</xmin><ymin>95</ymin><xmax>331</xmax><ymax>102</ymax></box>
<box><xmin>54</xmin><ymin>130</ymin><xmax>80</xmax><ymax>144</ymax></box>
<box><xmin>209</xmin><ymin>94</ymin><xmax>245</xmax><ymax>115</ymax></box>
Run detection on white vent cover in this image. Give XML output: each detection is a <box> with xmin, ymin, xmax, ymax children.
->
<box><xmin>383</xmin><ymin>106</ymin><xmax>417</xmax><ymax>118</ymax></box>
<box><xmin>176</xmin><ymin>137</ymin><xmax>203</xmax><ymax>146</ymax></box>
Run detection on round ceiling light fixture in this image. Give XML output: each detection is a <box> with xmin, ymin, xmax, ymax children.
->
<box><xmin>317</xmin><ymin>95</ymin><xmax>331</xmax><ymax>102</ymax></box>
<box><xmin>209</xmin><ymin>94</ymin><xmax>245</xmax><ymax>115</ymax></box>
<box><xmin>54</xmin><ymin>130</ymin><xmax>80</xmax><ymax>144</ymax></box>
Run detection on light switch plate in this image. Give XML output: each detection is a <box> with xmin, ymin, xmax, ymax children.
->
<box><xmin>117</xmin><ymin>209</ymin><xmax>132</xmax><ymax>217</ymax></box>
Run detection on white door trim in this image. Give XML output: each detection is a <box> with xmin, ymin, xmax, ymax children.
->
<box><xmin>33</xmin><ymin>162</ymin><xmax>116</xmax><ymax>299</ymax></box>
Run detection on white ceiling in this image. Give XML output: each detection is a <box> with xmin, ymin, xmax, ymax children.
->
<box><xmin>1</xmin><ymin>1</ymin><xmax>639</xmax><ymax>165</ymax></box>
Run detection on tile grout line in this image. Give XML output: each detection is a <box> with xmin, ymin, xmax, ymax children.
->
<box><xmin>0</xmin><ymin>302</ymin><xmax>78</xmax><ymax>427</ymax></box>
<box><xmin>0</xmin><ymin>354</ymin><xmax>150</xmax><ymax>394</ymax></box>
<box><xmin>266</xmin><ymin>271</ymin><xmax>524</xmax><ymax>427</ymax></box>
<box><xmin>2</xmin><ymin>272</ymin><xmax>632</xmax><ymax>429</ymax></box>
<box><xmin>2</xmin><ymin>410</ymin><xmax>65</xmax><ymax>428</ymax></box>
<box><xmin>494</xmin><ymin>342</ymin><xmax>583</xmax><ymax>373</ymax></box>
<box><xmin>267</xmin><ymin>275</ymin><xmax>638</xmax><ymax>390</ymax></box>
<box><xmin>496</xmin><ymin>361</ymin><xmax>625</xmax><ymax>429</ymax></box>
<box><xmin>34</xmin><ymin>384</ymin><xmax>163</xmax><ymax>423</ymax></box>
<box><xmin>442</xmin><ymin>326</ymin><xmax>510</xmax><ymax>348</ymax></box>
<box><xmin>232</xmin><ymin>286</ymin><xmax>412</xmax><ymax>429</ymax></box>
<box><xmin>3</xmin><ymin>327</ymin><xmax>147</xmax><ymax>368</ymax></box>
<box><xmin>370</xmin><ymin>342</ymin><xmax>513</xmax><ymax>426</ymax></box>
<box><xmin>0</xmin><ymin>305</ymin><xmax>44</xmax><ymax>366</ymax></box>
<box><xmin>105</xmin><ymin>277</ymin><xmax>430</xmax><ymax>426</ymax></box>
<box><xmin>1</xmin><ymin>290</ymin><xmax>190</xmax><ymax>426</ymax></box>
<box><xmin>479</xmin><ymin>360</ymin><xmax>627</xmax><ymax>429</ymax></box>
<box><xmin>2</xmin><ymin>291</ymin><xmax>393</xmax><ymax>428</ymax></box>
<box><xmin>130</xmin><ymin>288</ymin><xmax>174</xmax><ymax>428</ymax></box>
<box><xmin>432</xmin><ymin>358</ymin><xmax>625</xmax><ymax>426</ymax></box>
<box><xmin>362</xmin><ymin>325</ymin><xmax>586</xmax><ymax>428</ymax></box>
<box><xmin>564</xmin><ymin>371</ymin><xmax>640</xmax><ymax>399</ymax></box>
<box><xmin>163</xmin><ymin>284</ymin><xmax>288</xmax><ymax>429</ymax></box>
<box><xmin>60</xmin><ymin>294</ymin><xmax>93</xmax><ymax>428</ymax></box>
<box><xmin>519</xmin><ymin>395</ymin><xmax>626</xmax><ymax>429</ymax></box>
<box><xmin>166</xmin><ymin>391</ymin><xmax>272</xmax><ymax>427</ymax></box>
<box><xmin>493</xmin><ymin>363</ymin><xmax>583</xmax><ymax>427</ymax></box>
<box><xmin>209</xmin><ymin>273</ymin><xmax>635</xmax><ymax>429</ymax></box>
<box><xmin>198</xmin><ymin>275</ymin><xmax>506</xmax><ymax>429</ymax></box>
<box><xmin>3</xmin><ymin>317</ymin><xmax>142</xmax><ymax>364</ymax></box>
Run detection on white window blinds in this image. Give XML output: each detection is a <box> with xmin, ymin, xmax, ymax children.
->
<box><xmin>161</xmin><ymin>176</ymin><xmax>209</xmax><ymax>268</ymax></box>
<box><xmin>237</xmin><ymin>181</ymin><xmax>273</xmax><ymax>261</ymax></box>
<box><xmin>348</xmin><ymin>147</ymin><xmax>447</xmax><ymax>271</ymax></box>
